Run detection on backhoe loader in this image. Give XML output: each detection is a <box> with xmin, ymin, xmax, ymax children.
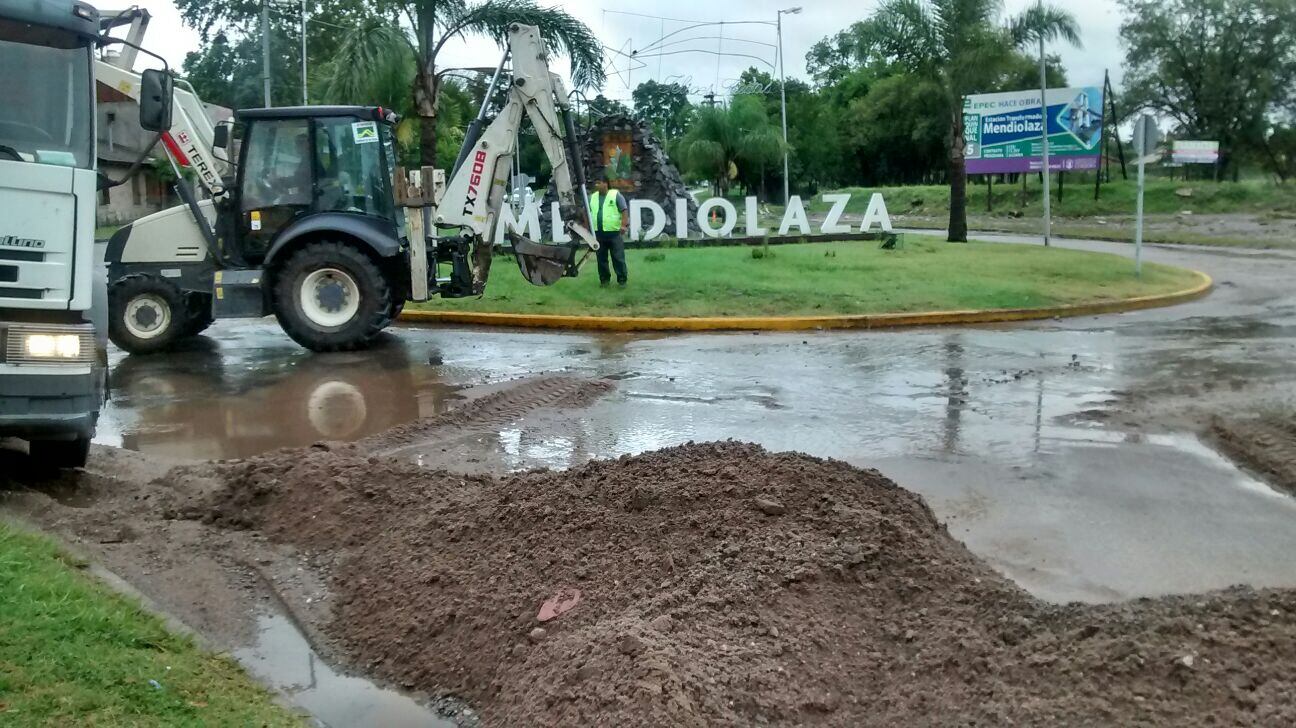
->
<box><xmin>104</xmin><ymin>22</ymin><xmax>596</xmax><ymax>353</ymax></box>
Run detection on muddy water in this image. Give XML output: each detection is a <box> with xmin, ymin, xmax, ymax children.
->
<box><xmin>235</xmin><ymin>613</ymin><xmax>458</xmax><ymax>727</ymax></box>
<box><xmin>95</xmin><ymin>236</ymin><xmax>1296</xmax><ymax>605</ymax></box>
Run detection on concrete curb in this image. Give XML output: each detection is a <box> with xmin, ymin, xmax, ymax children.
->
<box><xmin>398</xmin><ymin>270</ymin><xmax>1213</xmax><ymax>333</ymax></box>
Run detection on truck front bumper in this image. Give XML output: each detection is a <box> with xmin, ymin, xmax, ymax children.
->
<box><xmin>0</xmin><ymin>369</ymin><xmax>102</xmax><ymax>440</ymax></box>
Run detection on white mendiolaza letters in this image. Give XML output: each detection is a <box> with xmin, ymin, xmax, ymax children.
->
<box><xmin>495</xmin><ymin>193</ymin><xmax>892</xmax><ymax>244</ymax></box>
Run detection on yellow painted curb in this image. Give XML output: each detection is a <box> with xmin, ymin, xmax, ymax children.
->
<box><xmin>398</xmin><ymin>270</ymin><xmax>1213</xmax><ymax>332</ymax></box>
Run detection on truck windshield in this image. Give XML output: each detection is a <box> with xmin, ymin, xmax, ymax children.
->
<box><xmin>0</xmin><ymin>21</ymin><xmax>92</xmax><ymax>168</ymax></box>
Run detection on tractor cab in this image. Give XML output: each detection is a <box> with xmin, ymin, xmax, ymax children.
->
<box><xmin>220</xmin><ymin>106</ymin><xmax>399</xmax><ymax>267</ymax></box>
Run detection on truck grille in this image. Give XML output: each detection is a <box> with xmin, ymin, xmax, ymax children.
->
<box><xmin>0</xmin><ymin>249</ymin><xmax>43</xmax><ymax>262</ymax></box>
<box><xmin>2</xmin><ymin>325</ymin><xmax>96</xmax><ymax>365</ymax></box>
<box><xmin>0</xmin><ymin>287</ymin><xmax>42</xmax><ymax>299</ymax></box>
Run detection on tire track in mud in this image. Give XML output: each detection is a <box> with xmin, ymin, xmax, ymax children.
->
<box><xmin>1211</xmin><ymin>416</ymin><xmax>1296</xmax><ymax>495</ymax></box>
<box><xmin>362</xmin><ymin>375</ymin><xmax>614</xmax><ymax>458</ymax></box>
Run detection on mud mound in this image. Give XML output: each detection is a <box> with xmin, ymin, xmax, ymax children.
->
<box><xmin>186</xmin><ymin>442</ymin><xmax>1296</xmax><ymax>725</ymax></box>
<box><xmin>1212</xmin><ymin>414</ymin><xmax>1296</xmax><ymax>494</ymax></box>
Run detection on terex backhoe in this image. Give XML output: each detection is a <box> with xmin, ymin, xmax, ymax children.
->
<box><xmin>105</xmin><ymin>22</ymin><xmax>596</xmax><ymax>353</ymax></box>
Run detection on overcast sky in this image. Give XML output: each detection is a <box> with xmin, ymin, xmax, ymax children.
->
<box><xmin>120</xmin><ymin>0</ymin><xmax>1129</xmax><ymax>103</ymax></box>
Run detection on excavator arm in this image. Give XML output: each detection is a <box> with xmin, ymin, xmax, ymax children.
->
<box><xmin>435</xmin><ymin>23</ymin><xmax>597</xmax><ymax>291</ymax></box>
<box><xmin>96</xmin><ymin>8</ymin><xmax>230</xmax><ymax>196</ymax></box>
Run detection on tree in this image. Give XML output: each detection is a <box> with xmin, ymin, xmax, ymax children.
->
<box><xmin>845</xmin><ymin>74</ymin><xmax>947</xmax><ymax>185</ymax></box>
<box><xmin>323</xmin><ymin>0</ymin><xmax>604</xmax><ymax>166</ymax></box>
<box><xmin>586</xmin><ymin>94</ymin><xmax>630</xmax><ymax>119</ymax></box>
<box><xmin>863</xmin><ymin>0</ymin><xmax>1079</xmax><ymax>242</ymax></box>
<box><xmin>1119</xmin><ymin>0</ymin><xmax>1296</xmax><ymax>180</ymax></box>
<box><xmin>177</xmin><ymin>0</ymin><xmax>378</xmax><ymax>109</ymax></box>
<box><xmin>1262</xmin><ymin>125</ymin><xmax>1296</xmax><ymax>183</ymax></box>
<box><xmin>676</xmin><ymin>95</ymin><xmax>784</xmax><ymax>198</ymax></box>
<box><xmin>631</xmin><ymin>80</ymin><xmax>693</xmax><ymax>140</ymax></box>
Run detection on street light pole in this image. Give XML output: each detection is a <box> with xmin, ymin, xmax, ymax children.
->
<box><xmin>261</xmin><ymin>0</ymin><xmax>272</xmax><ymax>106</ymax></box>
<box><xmin>777</xmin><ymin>7</ymin><xmax>800</xmax><ymax>205</ymax></box>
<box><xmin>300</xmin><ymin>0</ymin><xmax>307</xmax><ymax>105</ymax></box>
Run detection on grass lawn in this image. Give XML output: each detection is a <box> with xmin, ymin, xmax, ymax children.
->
<box><xmin>807</xmin><ymin>177</ymin><xmax>1296</xmax><ymax>218</ymax></box>
<box><xmin>0</xmin><ymin>524</ymin><xmax>302</xmax><ymax>727</ymax></box>
<box><xmin>420</xmin><ymin>235</ymin><xmax>1201</xmax><ymax>318</ymax></box>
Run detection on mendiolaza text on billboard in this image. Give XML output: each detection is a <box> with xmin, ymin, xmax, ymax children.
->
<box><xmin>962</xmin><ymin>86</ymin><xmax>1104</xmax><ymax>174</ymax></box>
<box><xmin>494</xmin><ymin>193</ymin><xmax>893</xmax><ymax>245</ymax></box>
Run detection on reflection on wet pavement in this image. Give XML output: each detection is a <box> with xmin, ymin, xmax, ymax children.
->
<box><xmin>235</xmin><ymin>613</ymin><xmax>456</xmax><ymax>728</ymax></box>
<box><xmin>99</xmin><ymin>333</ymin><xmax>468</xmax><ymax>460</ymax></box>
<box><xmin>96</xmin><ymin>236</ymin><xmax>1296</xmax><ymax>603</ymax></box>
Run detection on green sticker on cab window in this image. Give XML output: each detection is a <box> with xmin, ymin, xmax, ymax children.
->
<box><xmin>352</xmin><ymin>121</ymin><xmax>378</xmax><ymax>144</ymax></box>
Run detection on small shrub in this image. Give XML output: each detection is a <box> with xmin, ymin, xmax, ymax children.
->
<box><xmin>644</xmin><ymin>251</ymin><xmax>666</xmax><ymax>263</ymax></box>
<box><xmin>751</xmin><ymin>246</ymin><xmax>774</xmax><ymax>260</ymax></box>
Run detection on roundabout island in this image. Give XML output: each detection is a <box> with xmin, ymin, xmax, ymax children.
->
<box><xmin>402</xmin><ymin>234</ymin><xmax>1211</xmax><ymax>331</ymax></box>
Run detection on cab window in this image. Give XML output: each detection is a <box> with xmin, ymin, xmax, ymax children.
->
<box><xmin>313</xmin><ymin>117</ymin><xmax>393</xmax><ymax>220</ymax></box>
<box><xmin>240</xmin><ymin>119</ymin><xmax>312</xmax><ymax>211</ymax></box>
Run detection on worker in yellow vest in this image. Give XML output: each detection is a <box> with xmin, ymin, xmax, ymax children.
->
<box><xmin>588</xmin><ymin>174</ymin><xmax>630</xmax><ymax>287</ymax></box>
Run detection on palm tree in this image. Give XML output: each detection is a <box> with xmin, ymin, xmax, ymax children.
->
<box><xmin>676</xmin><ymin>95</ymin><xmax>785</xmax><ymax>198</ymax></box>
<box><xmin>322</xmin><ymin>0</ymin><xmax>604</xmax><ymax>166</ymax></box>
<box><xmin>869</xmin><ymin>0</ymin><xmax>1079</xmax><ymax>242</ymax></box>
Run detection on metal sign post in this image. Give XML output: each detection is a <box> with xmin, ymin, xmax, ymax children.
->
<box><xmin>1132</xmin><ymin>114</ymin><xmax>1160</xmax><ymax>277</ymax></box>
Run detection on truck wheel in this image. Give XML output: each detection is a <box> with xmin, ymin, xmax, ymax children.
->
<box><xmin>108</xmin><ymin>275</ymin><xmax>186</xmax><ymax>354</ymax></box>
<box><xmin>272</xmin><ymin>241</ymin><xmax>392</xmax><ymax>352</ymax></box>
<box><xmin>29</xmin><ymin>437</ymin><xmax>91</xmax><ymax>468</ymax></box>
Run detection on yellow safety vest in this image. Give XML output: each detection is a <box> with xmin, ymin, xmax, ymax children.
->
<box><xmin>588</xmin><ymin>189</ymin><xmax>622</xmax><ymax>232</ymax></box>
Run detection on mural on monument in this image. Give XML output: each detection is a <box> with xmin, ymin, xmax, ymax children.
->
<box><xmin>542</xmin><ymin>114</ymin><xmax>699</xmax><ymax>238</ymax></box>
<box><xmin>602</xmin><ymin>131</ymin><xmax>635</xmax><ymax>191</ymax></box>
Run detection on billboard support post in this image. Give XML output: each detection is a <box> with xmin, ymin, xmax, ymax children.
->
<box><xmin>1132</xmin><ymin>114</ymin><xmax>1161</xmax><ymax>278</ymax></box>
<box><xmin>1038</xmin><ymin>11</ymin><xmax>1051</xmax><ymax>247</ymax></box>
<box><xmin>1135</xmin><ymin>148</ymin><xmax>1145</xmax><ymax>276</ymax></box>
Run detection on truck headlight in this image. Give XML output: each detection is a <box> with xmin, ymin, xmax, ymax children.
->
<box><xmin>24</xmin><ymin>333</ymin><xmax>82</xmax><ymax>359</ymax></box>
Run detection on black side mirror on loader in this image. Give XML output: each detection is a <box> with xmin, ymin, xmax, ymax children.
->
<box><xmin>138</xmin><ymin>69</ymin><xmax>173</xmax><ymax>133</ymax></box>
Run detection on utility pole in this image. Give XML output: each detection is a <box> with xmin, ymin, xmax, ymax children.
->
<box><xmin>1036</xmin><ymin>0</ymin><xmax>1050</xmax><ymax>246</ymax></box>
<box><xmin>261</xmin><ymin>0</ymin><xmax>272</xmax><ymax>107</ymax></box>
<box><xmin>776</xmin><ymin>7</ymin><xmax>801</xmax><ymax>205</ymax></box>
<box><xmin>300</xmin><ymin>0</ymin><xmax>307</xmax><ymax>105</ymax></box>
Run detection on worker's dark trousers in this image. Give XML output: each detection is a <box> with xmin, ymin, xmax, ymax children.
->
<box><xmin>595</xmin><ymin>231</ymin><xmax>627</xmax><ymax>284</ymax></box>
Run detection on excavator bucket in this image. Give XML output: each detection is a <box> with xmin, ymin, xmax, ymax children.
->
<box><xmin>508</xmin><ymin>226</ymin><xmax>599</xmax><ymax>287</ymax></box>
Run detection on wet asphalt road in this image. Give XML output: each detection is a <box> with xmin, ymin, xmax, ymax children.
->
<box><xmin>97</xmin><ymin>233</ymin><xmax>1296</xmax><ymax>605</ymax></box>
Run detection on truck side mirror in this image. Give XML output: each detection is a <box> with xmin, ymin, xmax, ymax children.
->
<box><xmin>213</xmin><ymin>123</ymin><xmax>230</xmax><ymax>149</ymax></box>
<box><xmin>139</xmin><ymin>69</ymin><xmax>173</xmax><ymax>133</ymax></box>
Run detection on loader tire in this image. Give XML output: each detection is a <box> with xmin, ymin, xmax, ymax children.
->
<box><xmin>108</xmin><ymin>275</ymin><xmax>187</xmax><ymax>355</ymax></box>
<box><xmin>272</xmin><ymin>241</ymin><xmax>393</xmax><ymax>352</ymax></box>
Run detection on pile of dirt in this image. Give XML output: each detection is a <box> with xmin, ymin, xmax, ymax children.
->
<box><xmin>183</xmin><ymin>441</ymin><xmax>1296</xmax><ymax>725</ymax></box>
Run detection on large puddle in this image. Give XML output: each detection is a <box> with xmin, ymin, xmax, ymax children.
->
<box><xmin>234</xmin><ymin>612</ymin><xmax>460</xmax><ymax>727</ymax></box>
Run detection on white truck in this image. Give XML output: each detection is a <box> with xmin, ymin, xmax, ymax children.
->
<box><xmin>0</xmin><ymin>0</ymin><xmax>170</xmax><ymax>466</ymax></box>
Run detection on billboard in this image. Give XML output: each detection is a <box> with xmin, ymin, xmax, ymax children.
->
<box><xmin>1171</xmin><ymin>140</ymin><xmax>1219</xmax><ymax>164</ymax></box>
<box><xmin>962</xmin><ymin>87</ymin><xmax>1103</xmax><ymax>173</ymax></box>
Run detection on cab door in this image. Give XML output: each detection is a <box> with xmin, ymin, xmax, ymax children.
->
<box><xmin>237</xmin><ymin>118</ymin><xmax>312</xmax><ymax>263</ymax></box>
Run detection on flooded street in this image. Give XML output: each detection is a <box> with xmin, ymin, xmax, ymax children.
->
<box><xmin>92</xmin><ymin>235</ymin><xmax>1296</xmax><ymax>606</ymax></box>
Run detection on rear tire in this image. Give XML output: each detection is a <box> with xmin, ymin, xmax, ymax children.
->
<box><xmin>272</xmin><ymin>241</ymin><xmax>392</xmax><ymax>352</ymax></box>
<box><xmin>29</xmin><ymin>437</ymin><xmax>91</xmax><ymax>468</ymax></box>
<box><xmin>108</xmin><ymin>275</ymin><xmax>187</xmax><ymax>354</ymax></box>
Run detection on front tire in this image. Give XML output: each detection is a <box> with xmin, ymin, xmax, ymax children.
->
<box><xmin>272</xmin><ymin>241</ymin><xmax>393</xmax><ymax>352</ymax></box>
<box><xmin>29</xmin><ymin>436</ymin><xmax>91</xmax><ymax>468</ymax></box>
<box><xmin>108</xmin><ymin>275</ymin><xmax>187</xmax><ymax>354</ymax></box>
